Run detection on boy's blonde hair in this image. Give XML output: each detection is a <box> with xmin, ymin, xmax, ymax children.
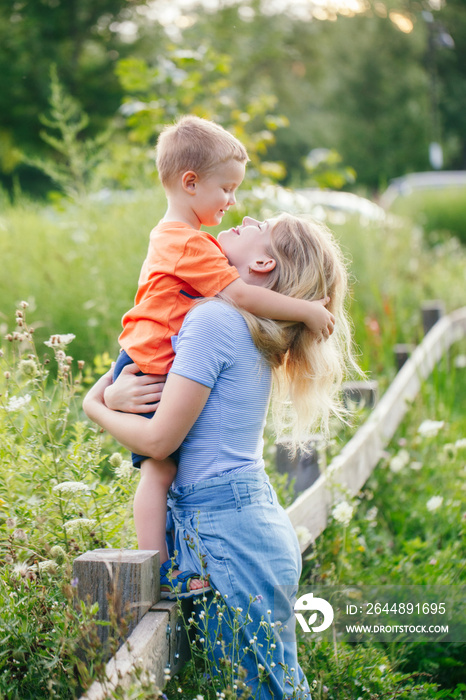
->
<box><xmin>232</xmin><ymin>213</ymin><xmax>361</xmax><ymax>451</ymax></box>
<box><xmin>156</xmin><ymin>115</ymin><xmax>249</xmax><ymax>188</ymax></box>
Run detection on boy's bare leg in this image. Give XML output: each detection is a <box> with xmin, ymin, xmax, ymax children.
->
<box><xmin>133</xmin><ymin>458</ymin><xmax>206</xmax><ymax>591</ymax></box>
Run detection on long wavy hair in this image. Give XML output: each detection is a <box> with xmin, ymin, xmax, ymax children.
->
<box><xmin>225</xmin><ymin>213</ymin><xmax>361</xmax><ymax>452</ymax></box>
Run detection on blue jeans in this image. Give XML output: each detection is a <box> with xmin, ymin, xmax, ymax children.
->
<box><xmin>167</xmin><ymin>470</ymin><xmax>311</xmax><ymax>699</ymax></box>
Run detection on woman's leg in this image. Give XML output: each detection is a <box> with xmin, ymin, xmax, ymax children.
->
<box><xmin>171</xmin><ymin>473</ymin><xmax>312</xmax><ymax>698</ymax></box>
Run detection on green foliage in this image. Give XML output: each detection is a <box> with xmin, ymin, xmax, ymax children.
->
<box><xmin>301</xmin><ymin>350</ymin><xmax>466</xmax><ymax>696</ymax></box>
<box><xmin>115</xmin><ymin>44</ymin><xmax>289</xmax><ymax>186</ymax></box>
<box><xmin>389</xmin><ymin>187</ymin><xmax>466</xmax><ymax>245</ymax></box>
<box><xmin>303</xmin><ymin>149</ymin><xmax>356</xmax><ymax>191</ymax></box>
<box><xmin>0</xmin><ymin>303</ymin><xmax>140</xmax><ymax>697</ymax></box>
<box><xmin>2</xmin><ymin>0</ymin><xmax>466</xmax><ymax>193</ymax></box>
<box><xmin>23</xmin><ymin>66</ymin><xmax>112</xmax><ymax>203</ymax></box>
<box><xmin>1</xmin><ymin>183</ymin><xmax>466</xmax><ymax>377</ymax></box>
<box><xmin>0</xmin><ymin>0</ymin><xmax>149</xmax><ymax>193</ymax></box>
<box><xmin>328</xmin><ymin>212</ymin><xmax>466</xmax><ymax>377</ymax></box>
<box><xmin>1</xmin><ymin>274</ymin><xmax>466</xmax><ymax>695</ymax></box>
<box><xmin>0</xmin><ymin>188</ymin><xmax>167</xmax><ymax>367</ymax></box>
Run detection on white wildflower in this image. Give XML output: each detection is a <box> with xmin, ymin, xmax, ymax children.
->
<box><xmin>366</xmin><ymin>506</ymin><xmax>378</xmax><ymax>522</ymax></box>
<box><xmin>12</xmin><ymin>529</ymin><xmax>28</xmax><ymax>542</ymax></box>
<box><xmin>295</xmin><ymin>525</ymin><xmax>312</xmax><ymax>547</ymax></box>
<box><xmin>418</xmin><ymin>420</ymin><xmax>444</xmax><ymax>438</ymax></box>
<box><xmin>114</xmin><ymin>460</ymin><xmax>133</xmax><ymax>478</ymax></box>
<box><xmin>5</xmin><ymin>394</ymin><xmax>31</xmax><ymax>412</ymax></box>
<box><xmin>44</xmin><ymin>333</ymin><xmax>75</xmax><ymax>349</ymax></box>
<box><xmin>50</xmin><ymin>545</ymin><xmax>67</xmax><ymax>564</ymax></box>
<box><xmin>389</xmin><ymin>449</ymin><xmax>410</xmax><ymax>473</ymax></box>
<box><xmin>426</xmin><ymin>496</ymin><xmax>443</xmax><ymax>512</ymax></box>
<box><xmin>30</xmin><ymin>560</ymin><xmax>58</xmax><ymax>574</ymax></box>
<box><xmin>455</xmin><ymin>438</ymin><xmax>466</xmax><ymax>449</ymax></box>
<box><xmin>64</xmin><ymin>518</ymin><xmax>97</xmax><ymax>534</ymax></box>
<box><xmin>109</xmin><ymin>452</ymin><xmax>123</xmax><ymax>468</ymax></box>
<box><xmin>13</xmin><ymin>562</ymin><xmax>29</xmax><ymax>577</ymax></box>
<box><xmin>410</xmin><ymin>461</ymin><xmax>423</xmax><ymax>471</ymax></box>
<box><xmin>332</xmin><ymin>500</ymin><xmax>354</xmax><ymax>526</ymax></box>
<box><xmin>53</xmin><ymin>481</ymin><xmax>89</xmax><ymax>495</ymax></box>
<box><xmin>454</xmin><ymin>354</ymin><xmax>466</xmax><ymax>369</ymax></box>
<box><xmin>18</xmin><ymin>359</ymin><xmax>39</xmax><ymax>378</ymax></box>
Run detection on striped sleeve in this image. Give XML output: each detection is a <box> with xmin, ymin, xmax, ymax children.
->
<box><xmin>170</xmin><ymin>301</ymin><xmax>238</xmax><ymax>388</ymax></box>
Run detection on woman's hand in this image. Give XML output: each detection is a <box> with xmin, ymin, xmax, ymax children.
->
<box><xmin>82</xmin><ymin>367</ymin><xmax>114</xmax><ymax>422</ymax></box>
<box><xmin>104</xmin><ymin>363</ymin><xmax>167</xmax><ymax>414</ymax></box>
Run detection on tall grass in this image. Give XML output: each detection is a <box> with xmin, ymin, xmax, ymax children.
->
<box><xmin>1</xmin><ymin>191</ymin><xmax>465</xmax><ymax>379</ymax></box>
<box><xmin>389</xmin><ymin>187</ymin><xmax>466</xmax><ymax>245</ymax></box>
<box><xmin>0</xmin><ymin>189</ymin><xmax>165</xmax><ymax>367</ymax></box>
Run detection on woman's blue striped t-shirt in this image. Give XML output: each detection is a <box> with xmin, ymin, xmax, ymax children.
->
<box><xmin>170</xmin><ymin>300</ymin><xmax>272</xmax><ymax>488</ymax></box>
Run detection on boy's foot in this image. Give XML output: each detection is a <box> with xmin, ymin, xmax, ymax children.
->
<box><xmin>160</xmin><ymin>560</ymin><xmax>211</xmax><ymax>599</ymax></box>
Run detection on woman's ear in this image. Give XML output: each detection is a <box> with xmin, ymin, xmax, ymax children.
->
<box><xmin>249</xmin><ymin>257</ymin><xmax>277</xmax><ymax>275</ymax></box>
<box><xmin>181</xmin><ymin>171</ymin><xmax>198</xmax><ymax>194</ymax></box>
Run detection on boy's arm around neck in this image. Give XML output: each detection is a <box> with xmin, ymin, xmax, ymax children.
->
<box><xmin>222</xmin><ymin>278</ymin><xmax>335</xmax><ymax>339</ymax></box>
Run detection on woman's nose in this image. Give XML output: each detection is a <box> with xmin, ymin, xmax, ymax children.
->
<box><xmin>242</xmin><ymin>216</ymin><xmax>258</xmax><ymax>226</ymax></box>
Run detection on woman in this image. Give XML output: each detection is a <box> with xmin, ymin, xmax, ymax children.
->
<box><xmin>84</xmin><ymin>214</ymin><xmax>358</xmax><ymax>698</ymax></box>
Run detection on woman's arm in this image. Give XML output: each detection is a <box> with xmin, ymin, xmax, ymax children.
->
<box><xmin>83</xmin><ymin>369</ymin><xmax>211</xmax><ymax>460</ymax></box>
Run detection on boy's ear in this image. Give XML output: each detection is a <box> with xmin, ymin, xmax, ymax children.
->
<box><xmin>181</xmin><ymin>171</ymin><xmax>198</xmax><ymax>194</ymax></box>
<box><xmin>249</xmin><ymin>257</ymin><xmax>277</xmax><ymax>274</ymax></box>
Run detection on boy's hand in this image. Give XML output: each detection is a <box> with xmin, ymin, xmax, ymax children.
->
<box><xmin>104</xmin><ymin>362</ymin><xmax>167</xmax><ymax>413</ymax></box>
<box><xmin>305</xmin><ymin>297</ymin><xmax>335</xmax><ymax>340</ymax></box>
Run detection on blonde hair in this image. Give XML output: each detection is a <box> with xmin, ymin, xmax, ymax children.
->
<box><xmin>156</xmin><ymin>115</ymin><xmax>249</xmax><ymax>188</ymax></box>
<box><xmin>233</xmin><ymin>213</ymin><xmax>361</xmax><ymax>452</ymax></box>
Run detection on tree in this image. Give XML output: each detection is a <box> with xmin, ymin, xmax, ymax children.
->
<box><xmin>435</xmin><ymin>0</ymin><xmax>466</xmax><ymax>167</ymax></box>
<box><xmin>0</xmin><ymin>0</ymin><xmax>150</xmax><ymax>193</ymax></box>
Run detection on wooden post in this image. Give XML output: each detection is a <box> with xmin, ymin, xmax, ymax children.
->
<box><xmin>342</xmin><ymin>380</ymin><xmax>378</xmax><ymax>409</ymax></box>
<box><xmin>394</xmin><ymin>344</ymin><xmax>415</xmax><ymax>371</ymax></box>
<box><xmin>276</xmin><ymin>438</ymin><xmax>323</xmax><ymax>494</ymax></box>
<box><xmin>73</xmin><ymin>549</ymin><xmax>160</xmax><ymax>645</ymax></box>
<box><xmin>421</xmin><ymin>300</ymin><xmax>445</xmax><ymax>336</ymax></box>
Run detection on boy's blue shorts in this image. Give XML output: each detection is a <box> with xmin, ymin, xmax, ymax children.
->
<box><xmin>112</xmin><ymin>350</ymin><xmax>179</xmax><ymax>469</ymax></box>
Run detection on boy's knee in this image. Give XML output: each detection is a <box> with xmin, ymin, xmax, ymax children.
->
<box><xmin>140</xmin><ymin>457</ymin><xmax>177</xmax><ymax>488</ymax></box>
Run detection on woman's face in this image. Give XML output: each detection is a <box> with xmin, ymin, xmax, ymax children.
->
<box><xmin>218</xmin><ymin>216</ymin><xmax>277</xmax><ymax>282</ymax></box>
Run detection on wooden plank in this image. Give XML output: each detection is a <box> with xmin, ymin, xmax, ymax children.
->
<box><xmin>80</xmin><ymin>600</ymin><xmax>192</xmax><ymax>700</ymax></box>
<box><xmin>287</xmin><ymin>307</ymin><xmax>466</xmax><ymax>552</ymax></box>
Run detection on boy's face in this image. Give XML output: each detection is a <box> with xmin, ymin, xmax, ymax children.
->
<box><xmin>192</xmin><ymin>159</ymin><xmax>245</xmax><ymax>227</ymax></box>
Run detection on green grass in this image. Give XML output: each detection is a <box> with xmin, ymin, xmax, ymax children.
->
<box><xmin>299</xmin><ymin>343</ymin><xmax>466</xmax><ymax>699</ymax></box>
<box><xmin>1</xmin><ymin>186</ymin><xmax>466</xmax><ymax>697</ymax></box>
<box><xmin>1</xmin><ymin>188</ymin><xmax>465</xmax><ymax>383</ymax></box>
<box><xmin>389</xmin><ymin>186</ymin><xmax>466</xmax><ymax>246</ymax></box>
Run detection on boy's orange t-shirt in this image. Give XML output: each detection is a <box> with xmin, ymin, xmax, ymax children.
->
<box><xmin>118</xmin><ymin>221</ymin><xmax>240</xmax><ymax>374</ymax></box>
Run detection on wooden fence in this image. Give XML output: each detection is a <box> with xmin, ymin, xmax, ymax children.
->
<box><xmin>76</xmin><ymin>302</ymin><xmax>466</xmax><ymax>699</ymax></box>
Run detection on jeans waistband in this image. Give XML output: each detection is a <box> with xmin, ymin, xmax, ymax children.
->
<box><xmin>168</xmin><ymin>469</ymin><xmax>273</xmax><ymax>512</ymax></box>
